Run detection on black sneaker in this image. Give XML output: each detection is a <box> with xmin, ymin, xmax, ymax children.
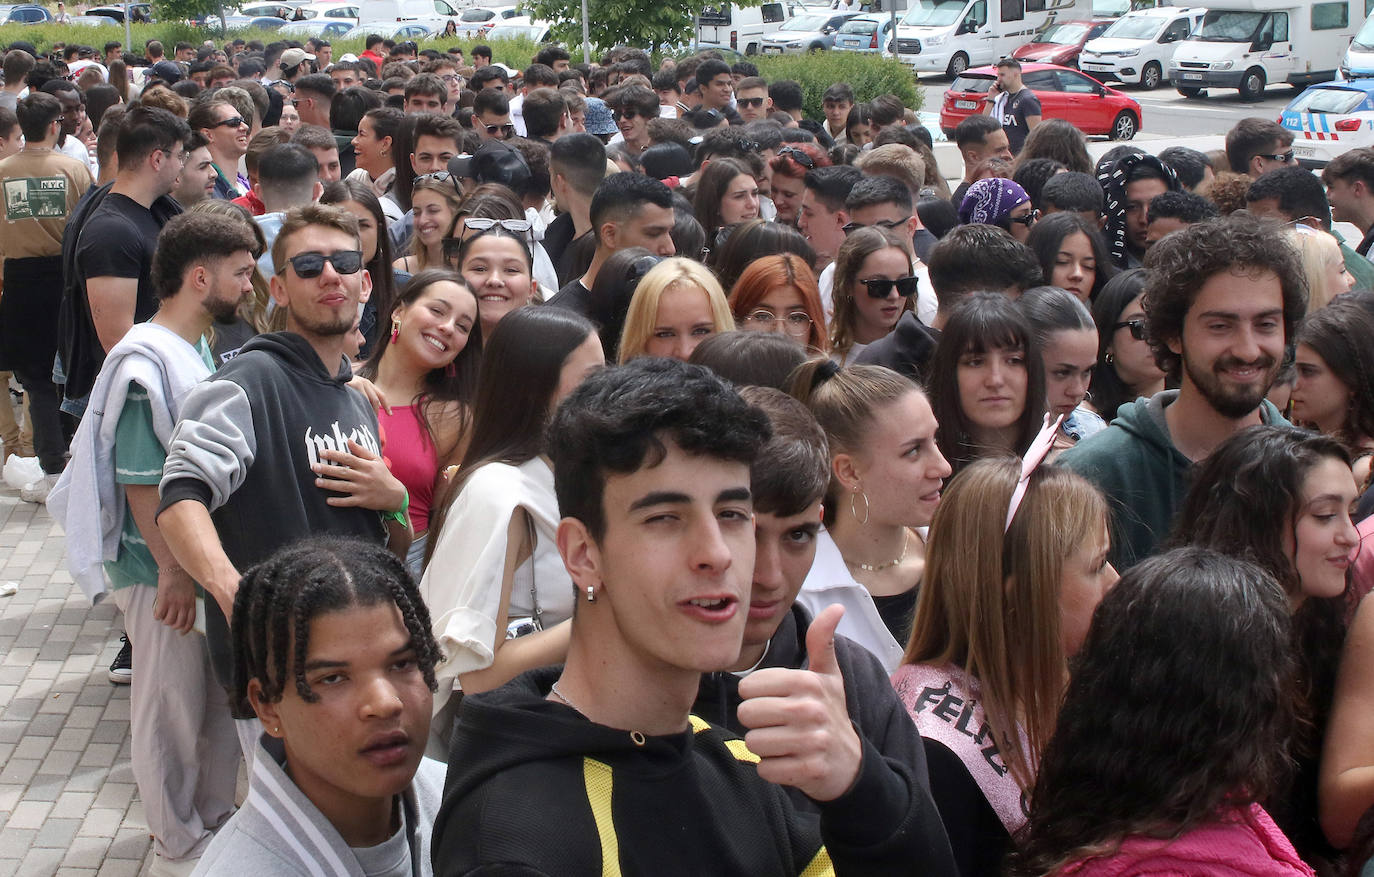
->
<box><xmin>108</xmin><ymin>634</ymin><xmax>132</xmax><ymax>684</ymax></box>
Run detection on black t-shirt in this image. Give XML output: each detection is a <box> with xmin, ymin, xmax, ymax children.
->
<box><xmin>542</xmin><ymin>212</ymin><xmax>576</xmax><ymax>281</ymax></box>
<box><xmin>550</xmin><ymin>277</ymin><xmax>591</xmax><ymax>311</ymax></box>
<box><xmin>873</xmin><ymin>586</ymin><xmax>919</xmax><ymax>646</ymax></box>
<box><xmin>996</xmin><ymin>88</ymin><xmax>1042</xmax><ymax>155</ymax></box>
<box><xmin>912</xmin><ymin>228</ymin><xmax>937</xmax><ymax>263</ymax></box>
<box><xmin>75</xmin><ymin>192</ymin><xmax>163</xmax><ymax>324</ymax></box>
<box><xmin>950</xmin><ymin>180</ymin><xmax>971</xmax><ymax>212</ymax></box>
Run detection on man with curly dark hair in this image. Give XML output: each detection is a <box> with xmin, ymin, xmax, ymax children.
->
<box><xmin>1059</xmin><ymin>212</ymin><xmax>1307</xmax><ymax>571</ymax></box>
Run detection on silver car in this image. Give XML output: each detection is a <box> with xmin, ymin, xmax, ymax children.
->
<box><xmin>760</xmin><ymin>11</ymin><xmax>858</xmax><ymax>53</ymax></box>
<box><xmin>832</xmin><ymin>14</ymin><xmax>896</xmax><ymax>54</ymax></box>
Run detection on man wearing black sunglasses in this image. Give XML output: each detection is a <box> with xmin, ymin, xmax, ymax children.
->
<box><xmin>158</xmin><ymin>204</ymin><xmax>409</xmax><ymax>744</ymax></box>
<box><xmin>189</xmin><ymin>99</ymin><xmax>250</xmax><ymax>199</ymax></box>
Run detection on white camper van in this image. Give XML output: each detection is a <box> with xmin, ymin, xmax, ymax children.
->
<box><xmin>1168</xmin><ymin>0</ymin><xmax>1360</xmax><ymax>100</ymax></box>
<box><xmin>696</xmin><ymin>2</ymin><xmax>793</xmax><ymax>55</ymax></box>
<box><xmin>893</xmin><ymin>0</ymin><xmax>1092</xmax><ymax>78</ymax></box>
<box><xmin>1339</xmin><ymin>5</ymin><xmax>1374</xmax><ymax>79</ymax></box>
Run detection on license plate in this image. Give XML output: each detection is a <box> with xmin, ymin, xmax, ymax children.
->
<box><xmin>763</xmin><ymin>45</ymin><xmax>782</xmax><ymax>53</ymax></box>
<box><xmin>1183</xmin><ymin>72</ymin><xmax>1203</xmax><ymax>80</ymax></box>
<box><xmin>1082</xmin><ymin>62</ymin><xmax>1105</xmax><ymax>68</ymax></box>
<box><xmin>955</xmin><ymin>99</ymin><xmax>978</xmax><ymax>109</ymax></box>
<box><xmin>1294</xmin><ymin>144</ymin><xmax>1315</xmax><ymax>157</ymax></box>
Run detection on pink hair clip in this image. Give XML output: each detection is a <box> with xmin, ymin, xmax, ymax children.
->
<box><xmin>1005</xmin><ymin>412</ymin><xmax>1067</xmax><ymax>533</ymax></box>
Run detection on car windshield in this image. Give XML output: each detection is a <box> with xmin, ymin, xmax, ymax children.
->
<box><xmin>1038</xmin><ymin>22</ymin><xmax>1088</xmax><ymax>44</ymax></box>
<box><xmin>1355</xmin><ymin>12</ymin><xmax>1374</xmax><ymax>50</ymax></box>
<box><xmin>950</xmin><ymin>73</ymin><xmax>994</xmax><ymax>93</ymax></box>
<box><xmin>1101</xmin><ymin>14</ymin><xmax>1163</xmax><ymax>40</ymax></box>
<box><xmin>1195</xmin><ymin>10</ymin><xmax>1262</xmax><ymax>42</ymax></box>
<box><xmin>460</xmin><ymin>8</ymin><xmax>491</xmax><ymax>19</ymax></box>
<box><xmin>1290</xmin><ymin>87</ymin><xmax>1368</xmax><ymax>114</ymax></box>
<box><xmin>839</xmin><ymin>17</ymin><xmax>876</xmax><ymax>32</ymax></box>
<box><xmin>782</xmin><ymin>14</ymin><xmax>828</xmax><ymax>30</ymax></box>
<box><xmin>902</xmin><ymin>0</ymin><xmax>965</xmax><ymax>28</ymax></box>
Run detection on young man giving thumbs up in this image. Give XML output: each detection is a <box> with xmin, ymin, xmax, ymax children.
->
<box><xmin>432</xmin><ymin>359</ymin><xmax>956</xmax><ymax>876</ymax></box>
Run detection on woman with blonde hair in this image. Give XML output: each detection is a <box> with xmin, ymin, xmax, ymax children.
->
<box><xmin>1290</xmin><ymin>225</ymin><xmax>1353</xmax><ymax>312</ymax></box>
<box><xmin>829</xmin><ymin>227</ymin><xmax>917</xmax><ymax>366</ymax></box>
<box><xmin>728</xmin><ymin>253</ymin><xmax>828</xmax><ymax>353</ymax></box>
<box><xmin>394</xmin><ymin>174</ymin><xmax>464</xmax><ymax>273</ymax></box>
<box><xmin>617</xmin><ymin>257</ymin><xmax>734</xmax><ymax>362</ymax></box>
<box><xmin>893</xmin><ymin>452</ymin><xmax>1115</xmax><ymax>877</ymax></box>
<box><xmin>791</xmin><ymin>360</ymin><xmax>952</xmax><ymax>665</ymax></box>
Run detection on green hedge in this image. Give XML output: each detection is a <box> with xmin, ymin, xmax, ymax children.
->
<box><xmin>0</xmin><ymin>22</ymin><xmax>542</xmax><ymax>69</ymax></box>
<box><xmin>753</xmin><ymin>51</ymin><xmax>920</xmax><ymax>119</ymax></box>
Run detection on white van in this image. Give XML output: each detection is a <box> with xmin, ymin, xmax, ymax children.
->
<box><xmin>1168</xmin><ymin>0</ymin><xmax>1359</xmax><ymax>100</ymax></box>
<box><xmin>1339</xmin><ymin>6</ymin><xmax>1374</xmax><ymax>78</ymax></box>
<box><xmin>1078</xmin><ymin>6</ymin><xmax>1204</xmax><ymax>90</ymax></box>
<box><xmin>357</xmin><ymin>0</ymin><xmax>459</xmax><ymax>22</ymax></box>
<box><xmin>893</xmin><ymin>0</ymin><xmax>1092</xmax><ymax>78</ymax></box>
<box><xmin>697</xmin><ymin>2</ymin><xmax>793</xmax><ymax>55</ymax></box>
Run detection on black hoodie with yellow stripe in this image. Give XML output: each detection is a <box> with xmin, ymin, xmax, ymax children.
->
<box><xmin>433</xmin><ymin>664</ymin><xmax>931</xmax><ymax>876</ymax></box>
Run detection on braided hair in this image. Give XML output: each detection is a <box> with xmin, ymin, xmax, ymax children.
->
<box><xmin>231</xmin><ymin>538</ymin><xmax>441</xmax><ymax>716</ymax></box>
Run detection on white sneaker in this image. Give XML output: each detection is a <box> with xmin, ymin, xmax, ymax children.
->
<box><xmin>19</xmin><ymin>473</ymin><xmax>58</xmax><ymax>503</ymax></box>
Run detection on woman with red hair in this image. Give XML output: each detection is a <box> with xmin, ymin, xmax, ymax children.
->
<box><xmin>767</xmin><ymin>143</ymin><xmax>830</xmax><ymax>226</ymax></box>
<box><xmin>728</xmin><ymin>253</ymin><xmax>829</xmax><ymax>354</ymax></box>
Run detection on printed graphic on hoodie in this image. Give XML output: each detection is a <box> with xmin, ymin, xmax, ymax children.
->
<box><xmin>304</xmin><ymin>420</ymin><xmax>381</xmax><ymax>469</ymax></box>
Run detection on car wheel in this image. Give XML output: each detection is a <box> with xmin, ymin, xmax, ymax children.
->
<box><xmin>1176</xmin><ymin>86</ymin><xmax>1203</xmax><ymax>98</ymax></box>
<box><xmin>946</xmin><ymin>53</ymin><xmax>969</xmax><ymax>78</ymax></box>
<box><xmin>809</xmin><ymin>42</ymin><xmax>825</xmax><ymax>52</ymax></box>
<box><xmin>1238</xmin><ymin>67</ymin><xmax>1266</xmax><ymax>101</ymax></box>
<box><xmin>1109</xmin><ymin>111</ymin><xmax>1138</xmax><ymax>141</ymax></box>
<box><xmin>1140</xmin><ymin>61</ymin><xmax>1161</xmax><ymax>90</ymax></box>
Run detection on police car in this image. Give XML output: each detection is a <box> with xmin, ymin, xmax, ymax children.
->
<box><xmin>1281</xmin><ymin>79</ymin><xmax>1374</xmax><ymax>169</ymax></box>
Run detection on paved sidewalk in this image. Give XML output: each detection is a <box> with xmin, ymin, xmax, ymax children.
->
<box><xmin>0</xmin><ymin>488</ymin><xmax>158</xmax><ymax>876</ymax></box>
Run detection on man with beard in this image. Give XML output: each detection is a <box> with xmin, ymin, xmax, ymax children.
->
<box><xmin>48</xmin><ymin>213</ymin><xmax>258</xmax><ymax>875</ymax></box>
<box><xmin>1059</xmin><ymin>212</ymin><xmax>1306</xmax><ymax>571</ymax></box>
<box><xmin>154</xmin><ymin>204</ymin><xmax>409</xmax><ymax>759</ymax></box>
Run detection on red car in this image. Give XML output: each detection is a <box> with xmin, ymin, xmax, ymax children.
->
<box><xmin>1011</xmin><ymin>19</ymin><xmax>1115</xmax><ymax>69</ymax></box>
<box><xmin>938</xmin><ymin>63</ymin><xmax>1142</xmax><ymax>142</ymax></box>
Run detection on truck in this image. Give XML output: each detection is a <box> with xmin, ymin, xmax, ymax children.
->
<box><xmin>892</xmin><ymin>0</ymin><xmax>1093</xmax><ymax>78</ymax></box>
<box><xmin>1168</xmin><ymin>0</ymin><xmax>1361</xmax><ymax>100</ymax></box>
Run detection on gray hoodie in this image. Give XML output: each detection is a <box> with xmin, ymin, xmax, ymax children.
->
<box><xmin>193</xmin><ymin>735</ymin><xmax>444</xmax><ymax>877</ymax></box>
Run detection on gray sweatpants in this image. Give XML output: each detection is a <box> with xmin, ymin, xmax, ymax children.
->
<box><xmin>113</xmin><ymin>585</ymin><xmax>240</xmax><ymax>861</ymax></box>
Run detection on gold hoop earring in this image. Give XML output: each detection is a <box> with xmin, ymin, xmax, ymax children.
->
<box><xmin>850</xmin><ymin>489</ymin><xmax>870</xmax><ymax>525</ymax></box>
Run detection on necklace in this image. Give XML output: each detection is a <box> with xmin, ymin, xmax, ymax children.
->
<box><xmin>549</xmin><ymin>681</ymin><xmax>585</xmax><ymax>716</ymax></box>
<box><xmin>550</xmin><ymin>680</ymin><xmax>648</xmax><ymax>747</ymax></box>
<box><xmin>845</xmin><ymin>529</ymin><xmax>910</xmax><ymax>572</ymax></box>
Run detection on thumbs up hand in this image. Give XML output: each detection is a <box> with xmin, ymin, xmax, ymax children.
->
<box><xmin>736</xmin><ymin>604</ymin><xmax>863</xmax><ymax>802</ymax></box>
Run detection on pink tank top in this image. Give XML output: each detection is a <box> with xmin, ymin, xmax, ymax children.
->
<box><xmin>378</xmin><ymin>404</ymin><xmax>439</xmax><ymax>533</ymax></box>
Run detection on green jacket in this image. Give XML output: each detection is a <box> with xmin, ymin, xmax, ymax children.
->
<box><xmin>1058</xmin><ymin>391</ymin><xmax>1287</xmax><ymax>571</ymax></box>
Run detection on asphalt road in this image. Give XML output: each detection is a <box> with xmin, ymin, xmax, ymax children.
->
<box><xmin>915</xmin><ymin>75</ymin><xmax>1297</xmax><ymax>139</ymax></box>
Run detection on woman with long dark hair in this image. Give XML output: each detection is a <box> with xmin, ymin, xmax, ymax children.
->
<box><xmin>829</xmin><ymin>227</ymin><xmax>916</xmax><ymax>366</ymax></box>
<box><xmin>692</xmin><ymin>157</ymin><xmax>761</xmax><ymax>251</ymax></box>
<box><xmin>420</xmin><ymin>307</ymin><xmax>603</xmax><ymax>754</ymax></box>
<box><xmin>1172</xmin><ymin>425</ymin><xmax>1360</xmax><ymax>869</ymax></box>
<box><xmin>1025</xmin><ymin>212</ymin><xmax>1115</xmax><ymax>304</ymax></box>
<box><xmin>1013</xmin><ymin>548</ymin><xmax>1303</xmax><ymax>877</ymax></box>
<box><xmin>359</xmin><ymin>268</ymin><xmax>482</xmax><ymax>575</ymax></box>
<box><xmin>321</xmin><ymin>179</ymin><xmax>399</xmax><ymax>357</ymax></box>
<box><xmin>1292</xmin><ymin>300</ymin><xmax>1374</xmax><ymax>498</ymax></box>
<box><xmin>1085</xmin><ymin>268</ymin><xmax>1165</xmax><ymax>420</ymax></box>
<box><xmin>1017</xmin><ymin>286</ymin><xmax>1104</xmax><ymax>453</ymax></box>
<box><xmin>928</xmin><ymin>292</ymin><xmax>1046</xmax><ymax>476</ymax></box>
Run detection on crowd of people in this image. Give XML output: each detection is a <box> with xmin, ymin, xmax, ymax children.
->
<box><xmin>2</xmin><ymin>25</ymin><xmax>1374</xmax><ymax>877</ymax></box>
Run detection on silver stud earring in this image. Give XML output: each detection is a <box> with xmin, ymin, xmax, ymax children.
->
<box><xmin>586</xmin><ymin>585</ymin><xmax>596</xmax><ymax>603</ymax></box>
